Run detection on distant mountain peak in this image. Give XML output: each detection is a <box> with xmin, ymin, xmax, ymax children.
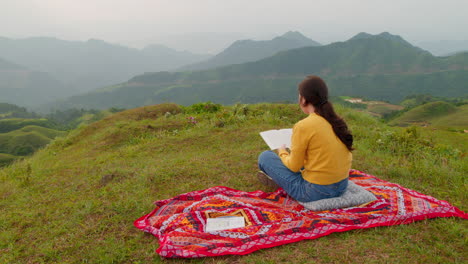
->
<box><xmin>273</xmin><ymin>31</ymin><xmax>321</xmax><ymax>46</ymax></box>
<box><xmin>350</xmin><ymin>32</ymin><xmax>374</xmax><ymax>40</ymax></box>
<box><xmin>178</xmin><ymin>31</ymin><xmax>321</xmax><ymax>71</ymax></box>
<box><xmin>280</xmin><ymin>31</ymin><xmax>309</xmax><ymax>41</ymax></box>
<box><xmin>377</xmin><ymin>32</ymin><xmax>406</xmax><ymax>42</ymax></box>
<box><xmin>348</xmin><ymin>31</ymin><xmax>423</xmax><ymax>51</ymax></box>
<box><xmin>350</xmin><ymin>32</ymin><xmax>405</xmax><ymax>43</ymax></box>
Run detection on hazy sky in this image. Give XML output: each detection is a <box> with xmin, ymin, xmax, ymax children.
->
<box><xmin>1</xmin><ymin>0</ymin><xmax>468</xmax><ymax>53</ymax></box>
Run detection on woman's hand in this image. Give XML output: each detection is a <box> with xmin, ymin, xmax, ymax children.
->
<box><xmin>278</xmin><ymin>144</ymin><xmax>287</xmax><ymax>153</ymax></box>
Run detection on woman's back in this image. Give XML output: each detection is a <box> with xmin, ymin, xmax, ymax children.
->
<box><xmin>297</xmin><ymin>113</ymin><xmax>352</xmax><ymax>185</ymax></box>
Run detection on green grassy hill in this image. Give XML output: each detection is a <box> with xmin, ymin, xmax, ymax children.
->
<box><xmin>0</xmin><ymin>104</ymin><xmax>65</xmax><ymax>165</ymax></box>
<box><xmin>0</xmin><ymin>103</ymin><xmax>465</xmax><ymax>263</ymax></box>
<box><xmin>390</xmin><ymin>101</ymin><xmax>467</xmax><ymax>129</ymax></box>
<box><xmin>0</xmin><ymin>125</ymin><xmax>66</xmax><ymax>156</ymax></box>
<box><xmin>0</xmin><ymin>118</ymin><xmax>53</xmax><ymax>133</ymax></box>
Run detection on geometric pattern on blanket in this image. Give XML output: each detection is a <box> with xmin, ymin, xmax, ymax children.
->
<box><xmin>134</xmin><ymin>170</ymin><xmax>467</xmax><ymax>258</ymax></box>
<box><xmin>299</xmin><ymin>181</ymin><xmax>377</xmax><ymax>211</ymax></box>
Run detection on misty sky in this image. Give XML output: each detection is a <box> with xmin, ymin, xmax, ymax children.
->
<box><xmin>1</xmin><ymin>0</ymin><xmax>468</xmax><ymax>54</ymax></box>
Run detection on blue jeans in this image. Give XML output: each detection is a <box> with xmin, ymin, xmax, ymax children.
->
<box><xmin>258</xmin><ymin>150</ymin><xmax>348</xmax><ymax>202</ymax></box>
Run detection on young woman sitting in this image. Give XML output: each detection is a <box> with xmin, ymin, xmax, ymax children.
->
<box><xmin>258</xmin><ymin>75</ymin><xmax>354</xmax><ymax>202</ymax></box>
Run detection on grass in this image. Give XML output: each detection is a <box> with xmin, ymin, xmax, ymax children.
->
<box><xmin>0</xmin><ymin>103</ymin><xmax>466</xmax><ymax>263</ymax></box>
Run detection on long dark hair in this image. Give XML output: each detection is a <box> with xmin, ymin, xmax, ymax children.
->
<box><xmin>298</xmin><ymin>75</ymin><xmax>354</xmax><ymax>151</ymax></box>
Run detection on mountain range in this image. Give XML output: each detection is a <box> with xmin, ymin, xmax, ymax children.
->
<box><xmin>0</xmin><ymin>32</ymin><xmax>326</xmax><ymax>108</ymax></box>
<box><xmin>0</xmin><ymin>37</ymin><xmax>211</xmax><ymax>106</ymax></box>
<box><xmin>0</xmin><ymin>58</ymin><xmax>68</xmax><ymax>106</ymax></box>
<box><xmin>179</xmin><ymin>31</ymin><xmax>321</xmax><ymax>71</ymax></box>
<box><xmin>50</xmin><ymin>32</ymin><xmax>468</xmax><ymax>110</ymax></box>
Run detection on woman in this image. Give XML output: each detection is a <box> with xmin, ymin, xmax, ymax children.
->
<box><xmin>258</xmin><ymin>75</ymin><xmax>353</xmax><ymax>202</ymax></box>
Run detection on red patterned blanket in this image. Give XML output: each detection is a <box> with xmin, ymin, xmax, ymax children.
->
<box><xmin>134</xmin><ymin>170</ymin><xmax>467</xmax><ymax>258</ymax></box>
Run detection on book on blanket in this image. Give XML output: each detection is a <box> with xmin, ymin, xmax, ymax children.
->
<box><xmin>259</xmin><ymin>128</ymin><xmax>292</xmax><ymax>150</ymax></box>
<box><xmin>205</xmin><ymin>216</ymin><xmax>245</xmax><ymax>232</ymax></box>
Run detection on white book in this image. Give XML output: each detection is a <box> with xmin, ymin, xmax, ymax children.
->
<box><xmin>259</xmin><ymin>128</ymin><xmax>292</xmax><ymax>150</ymax></box>
<box><xmin>205</xmin><ymin>216</ymin><xmax>246</xmax><ymax>232</ymax></box>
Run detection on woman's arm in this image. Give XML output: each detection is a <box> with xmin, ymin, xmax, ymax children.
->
<box><xmin>278</xmin><ymin>124</ymin><xmax>308</xmax><ymax>172</ymax></box>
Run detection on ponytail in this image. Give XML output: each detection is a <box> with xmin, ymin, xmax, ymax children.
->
<box><xmin>298</xmin><ymin>76</ymin><xmax>354</xmax><ymax>151</ymax></box>
<box><xmin>315</xmin><ymin>102</ymin><xmax>354</xmax><ymax>151</ymax></box>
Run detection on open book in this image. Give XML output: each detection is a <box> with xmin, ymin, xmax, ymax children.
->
<box><xmin>205</xmin><ymin>216</ymin><xmax>246</xmax><ymax>232</ymax></box>
<box><xmin>259</xmin><ymin>128</ymin><xmax>292</xmax><ymax>150</ymax></box>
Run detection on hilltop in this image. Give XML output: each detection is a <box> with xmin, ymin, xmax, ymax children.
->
<box><xmin>0</xmin><ymin>103</ymin><xmax>465</xmax><ymax>263</ymax></box>
<box><xmin>53</xmin><ymin>32</ymin><xmax>468</xmax><ymax>110</ymax></box>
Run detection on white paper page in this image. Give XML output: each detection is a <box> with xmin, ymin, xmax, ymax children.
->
<box><xmin>259</xmin><ymin>128</ymin><xmax>292</xmax><ymax>150</ymax></box>
<box><xmin>205</xmin><ymin>216</ymin><xmax>246</xmax><ymax>232</ymax></box>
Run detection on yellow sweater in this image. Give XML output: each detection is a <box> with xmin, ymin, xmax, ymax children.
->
<box><xmin>278</xmin><ymin>113</ymin><xmax>352</xmax><ymax>185</ymax></box>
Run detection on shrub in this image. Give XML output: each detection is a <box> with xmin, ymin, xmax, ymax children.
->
<box><xmin>185</xmin><ymin>102</ymin><xmax>222</xmax><ymax>114</ymax></box>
